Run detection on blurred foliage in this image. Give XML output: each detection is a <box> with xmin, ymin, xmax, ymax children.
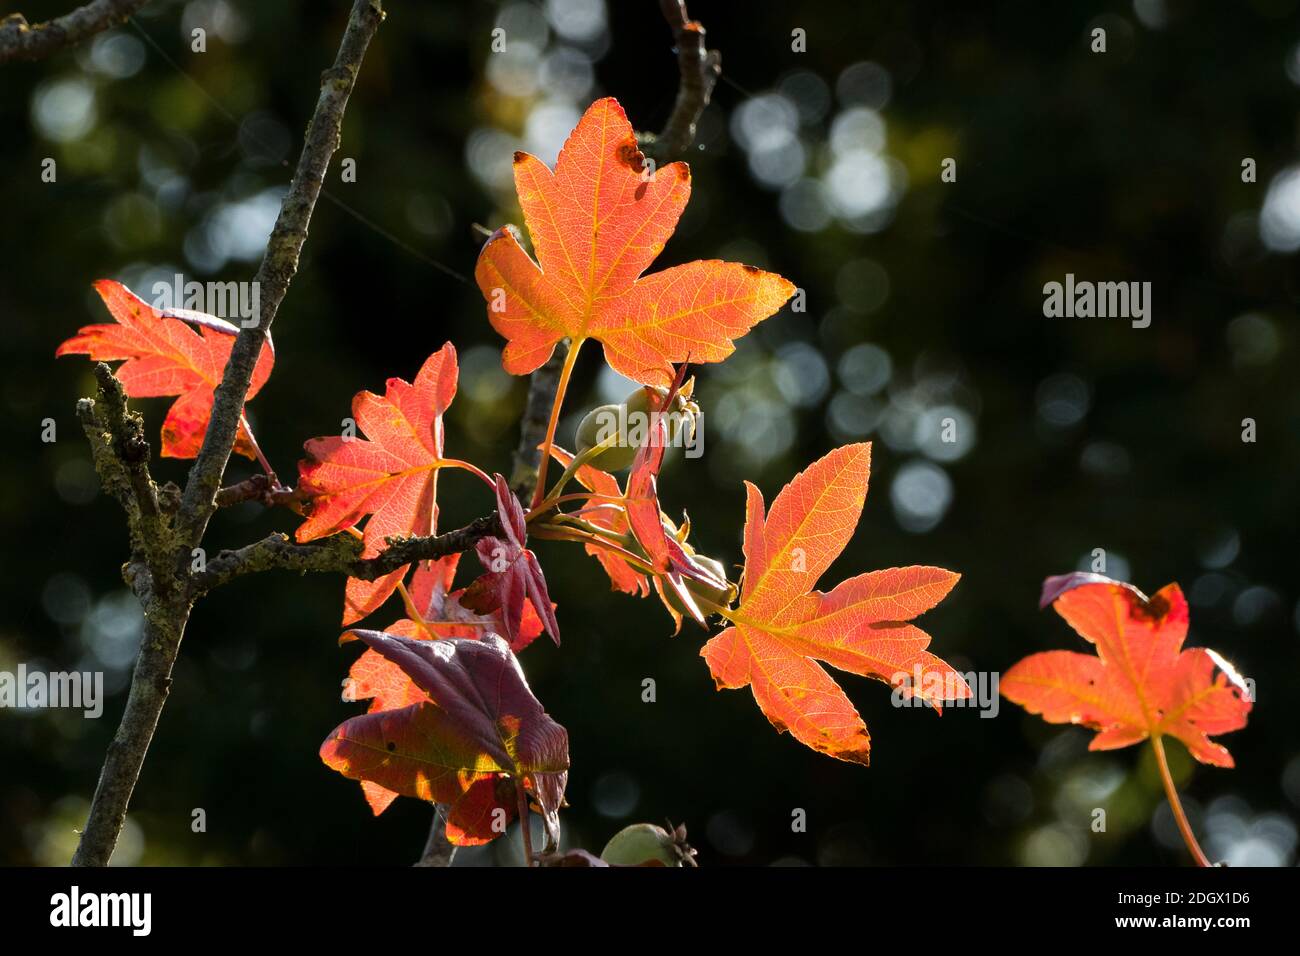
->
<box><xmin>1</xmin><ymin>0</ymin><xmax>1298</xmax><ymax>866</ymax></box>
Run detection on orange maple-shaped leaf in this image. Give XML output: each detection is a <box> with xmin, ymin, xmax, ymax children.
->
<box><xmin>474</xmin><ymin>97</ymin><xmax>795</xmax><ymax>385</ymax></box>
<box><xmin>295</xmin><ymin>343</ymin><xmax>458</xmax><ymax>624</ymax></box>
<box><xmin>56</xmin><ymin>279</ymin><xmax>274</xmax><ymax>459</ymax></box>
<box><xmin>1002</xmin><ymin>573</ymin><xmax>1253</xmax><ymax>767</ymax></box>
<box><xmin>701</xmin><ymin>443</ymin><xmax>969</xmax><ymax>765</ymax></box>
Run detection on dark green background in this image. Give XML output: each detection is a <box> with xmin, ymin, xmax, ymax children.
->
<box><xmin>1</xmin><ymin>0</ymin><xmax>1297</xmax><ymax>866</ymax></box>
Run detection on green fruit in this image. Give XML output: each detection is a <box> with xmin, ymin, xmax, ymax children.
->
<box><xmin>622</xmin><ymin>385</ymin><xmax>696</xmax><ymax>449</ymax></box>
<box><xmin>574</xmin><ymin>382</ymin><xmax>701</xmax><ymax>473</ymax></box>
<box><xmin>575</xmin><ymin>403</ymin><xmax>639</xmax><ymax>472</ymax></box>
<box><xmin>600</xmin><ymin>823</ymin><xmax>685</xmax><ymax>867</ymax></box>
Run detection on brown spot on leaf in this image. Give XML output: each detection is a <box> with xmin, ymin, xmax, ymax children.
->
<box><xmin>1130</xmin><ymin>590</ymin><xmax>1170</xmax><ymax>623</ymax></box>
<box><xmin>615</xmin><ymin>138</ymin><xmax>645</xmax><ymax>173</ymax></box>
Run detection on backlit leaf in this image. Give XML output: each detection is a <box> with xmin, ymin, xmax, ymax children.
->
<box><xmin>701</xmin><ymin>443</ymin><xmax>968</xmax><ymax>765</ymax></box>
<box><xmin>1002</xmin><ymin>573</ymin><xmax>1252</xmax><ymax>767</ymax></box>
<box><xmin>56</xmin><ymin>279</ymin><xmax>274</xmax><ymax>459</ymax></box>
<box><xmin>474</xmin><ymin>97</ymin><xmax>795</xmax><ymax>386</ymax></box>
<box><xmin>322</xmin><ymin>631</ymin><xmax>569</xmax><ymax>846</ymax></box>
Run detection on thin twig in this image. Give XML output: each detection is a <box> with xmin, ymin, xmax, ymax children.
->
<box><xmin>215</xmin><ymin>473</ymin><xmax>305</xmax><ymax>511</ymax></box>
<box><xmin>643</xmin><ymin>0</ymin><xmax>720</xmax><ymax>162</ymax></box>
<box><xmin>177</xmin><ymin>0</ymin><xmax>386</xmax><ymax>548</ymax></box>
<box><xmin>0</xmin><ymin>0</ymin><xmax>147</xmax><ymax>65</ymax></box>
<box><xmin>72</xmin><ymin>0</ymin><xmax>386</xmax><ymax>867</ymax></box>
<box><xmin>1152</xmin><ymin>735</ymin><xmax>1212</xmax><ymax>867</ymax></box>
<box><xmin>529</xmin><ymin>338</ymin><xmax>583</xmax><ymax>510</ymax></box>
<box><xmin>189</xmin><ymin>514</ymin><xmax>502</xmax><ymax>595</ymax></box>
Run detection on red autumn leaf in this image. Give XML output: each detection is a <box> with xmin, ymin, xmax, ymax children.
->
<box><xmin>622</xmin><ymin>371</ymin><xmax>684</xmax><ymax>573</ymax></box>
<box><xmin>701</xmin><ymin>443</ymin><xmax>968</xmax><ymax>765</ymax></box>
<box><xmin>322</xmin><ymin>630</ymin><xmax>569</xmax><ymax>847</ymax></box>
<box><xmin>462</xmin><ymin>475</ymin><xmax>561</xmax><ymax>647</ymax></box>
<box><xmin>295</xmin><ymin>343</ymin><xmax>458</xmax><ymax>625</ymax></box>
<box><xmin>548</xmin><ymin>445</ymin><xmax>649</xmax><ymax>596</ymax></box>
<box><xmin>56</xmin><ymin>279</ymin><xmax>274</xmax><ymax>459</ymax></box>
<box><xmin>343</xmin><ymin>554</ymin><xmax>551</xmax><ymax>814</ymax></box>
<box><xmin>1002</xmin><ymin>573</ymin><xmax>1253</xmax><ymax>767</ymax></box>
<box><xmin>624</xmin><ymin>422</ymin><xmax>670</xmax><ymax>565</ymax></box>
<box><xmin>387</xmin><ymin>554</ymin><xmax>546</xmax><ymax>650</ymax></box>
<box><xmin>473</xmin><ymin>96</ymin><xmax>795</xmax><ymax>385</ymax></box>
<box><xmin>614</xmin><ymin>367</ymin><xmax>726</xmax><ymax>625</ymax></box>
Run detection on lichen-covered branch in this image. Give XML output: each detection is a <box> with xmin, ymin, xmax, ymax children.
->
<box><xmin>72</xmin><ymin>0</ymin><xmax>385</xmax><ymax>867</ymax></box>
<box><xmin>0</xmin><ymin>0</ymin><xmax>148</xmax><ymax>65</ymax></box>
<box><xmin>178</xmin><ymin>0</ymin><xmax>385</xmax><ymax>548</ymax></box>
<box><xmin>75</xmin><ymin>363</ymin><xmax>176</xmax><ymax>596</ymax></box>
<box><xmin>643</xmin><ymin>0</ymin><xmax>720</xmax><ymax>162</ymax></box>
<box><xmin>71</xmin><ymin>604</ymin><xmax>191</xmax><ymax>866</ymax></box>
<box><xmin>190</xmin><ymin>514</ymin><xmax>501</xmax><ymax>595</ymax></box>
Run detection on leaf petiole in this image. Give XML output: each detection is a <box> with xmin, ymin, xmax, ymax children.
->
<box><xmin>239</xmin><ymin>412</ymin><xmax>279</xmax><ymax>485</ymax></box>
<box><xmin>530</xmin><ymin>338</ymin><xmax>585</xmax><ymax>511</ymax></box>
<box><xmin>395</xmin><ymin>579</ymin><xmax>436</xmax><ymax>640</ymax></box>
<box><xmin>1151</xmin><ymin>734</ymin><xmax>1212</xmax><ymax>867</ymax></box>
<box><xmin>437</xmin><ymin>458</ymin><xmax>496</xmax><ymax>489</ymax></box>
<box><xmin>528</xmin><ymin>428</ymin><xmax>622</xmax><ymax>520</ymax></box>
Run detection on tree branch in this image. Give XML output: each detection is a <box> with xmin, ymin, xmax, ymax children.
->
<box><xmin>0</xmin><ymin>0</ymin><xmax>147</xmax><ymax>65</ymax></box>
<box><xmin>190</xmin><ymin>514</ymin><xmax>501</xmax><ymax>595</ymax></box>
<box><xmin>75</xmin><ymin>363</ymin><xmax>176</xmax><ymax>596</ymax></box>
<box><xmin>72</xmin><ymin>0</ymin><xmax>385</xmax><ymax>867</ymax></box>
<box><xmin>643</xmin><ymin>0</ymin><xmax>720</xmax><ymax>162</ymax></box>
<box><xmin>509</xmin><ymin>342</ymin><xmax>568</xmax><ymax>500</ymax></box>
<box><xmin>177</xmin><ymin>0</ymin><xmax>385</xmax><ymax>549</ymax></box>
<box><xmin>72</xmin><ymin>605</ymin><xmax>190</xmax><ymax>866</ymax></box>
<box><xmin>215</xmin><ymin>473</ymin><xmax>305</xmax><ymax>511</ymax></box>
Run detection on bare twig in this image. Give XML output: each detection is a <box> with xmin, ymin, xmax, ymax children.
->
<box><xmin>0</xmin><ymin>0</ymin><xmax>147</xmax><ymax>65</ymax></box>
<box><xmin>643</xmin><ymin>0</ymin><xmax>720</xmax><ymax>162</ymax></box>
<box><xmin>215</xmin><ymin>473</ymin><xmax>305</xmax><ymax>511</ymax></box>
<box><xmin>72</xmin><ymin>0</ymin><xmax>386</xmax><ymax>867</ymax></box>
